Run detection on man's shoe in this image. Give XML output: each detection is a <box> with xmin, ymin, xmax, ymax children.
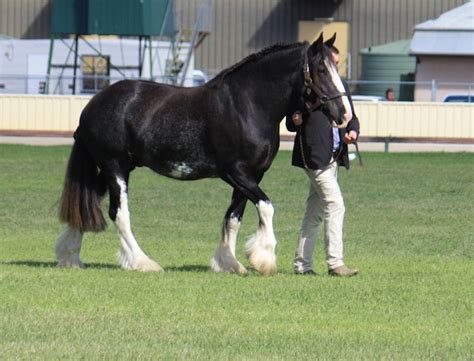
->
<box><xmin>328</xmin><ymin>265</ymin><xmax>358</xmax><ymax>277</ymax></box>
<box><xmin>295</xmin><ymin>270</ymin><xmax>318</xmax><ymax>276</ymax></box>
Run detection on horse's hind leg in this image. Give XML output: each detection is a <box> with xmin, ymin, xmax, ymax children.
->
<box><xmin>211</xmin><ymin>189</ymin><xmax>248</xmax><ymax>274</ymax></box>
<box><xmin>107</xmin><ymin>172</ymin><xmax>163</xmax><ymax>272</ymax></box>
<box><xmin>55</xmin><ymin>225</ymin><xmax>84</xmax><ymax>268</ymax></box>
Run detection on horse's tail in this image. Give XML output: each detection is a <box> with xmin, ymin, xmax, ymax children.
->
<box><xmin>58</xmin><ymin>139</ymin><xmax>106</xmax><ymax>233</ymax></box>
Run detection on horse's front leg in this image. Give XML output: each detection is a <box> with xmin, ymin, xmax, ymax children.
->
<box><xmin>222</xmin><ymin>170</ymin><xmax>278</xmax><ymax>276</ymax></box>
<box><xmin>245</xmin><ymin>199</ymin><xmax>277</xmax><ymax>276</ymax></box>
<box><xmin>211</xmin><ymin>189</ymin><xmax>248</xmax><ymax>274</ymax></box>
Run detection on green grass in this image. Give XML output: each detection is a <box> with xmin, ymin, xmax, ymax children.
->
<box><xmin>0</xmin><ymin>145</ymin><xmax>472</xmax><ymax>360</ymax></box>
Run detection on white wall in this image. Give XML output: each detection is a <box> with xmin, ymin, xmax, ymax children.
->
<box><xmin>0</xmin><ymin>38</ymin><xmax>194</xmax><ymax>94</ymax></box>
<box><xmin>0</xmin><ymin>95</ymin><xmax>473</xmax><ymax>140</ymax></box>
<box><xmin>414</xmin><ymin>56</ymin><xmax>474</xmax><ymax>102</ymax></box>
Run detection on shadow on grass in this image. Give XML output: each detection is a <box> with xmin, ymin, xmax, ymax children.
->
<box><xmin>165</xmin><ymin>265</ymin><xmax>263</xmax><ymax>276</ymax></box>
<box><xmin>3</xmin><ymin>261</ymin><xmax>261</xmax><ymax>274</ymax></box>
<box><xmin>1</xmin><ymin>260</ymin><xmax>120</xmax><ymax>270</ymax></box>
<box><xmin>166</xmin><ymin>264</ymin><xmax>210</xmax><ymax>273</ymax></box>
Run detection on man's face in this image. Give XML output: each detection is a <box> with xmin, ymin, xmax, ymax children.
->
<box><xmin>331</xmin><ymin>52</ymin><xmax>340</xmax><ymax>69</ymax></box>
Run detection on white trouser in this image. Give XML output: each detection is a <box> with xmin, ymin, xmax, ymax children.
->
<box><xmin>294</xmin><ymin>161</ymin><xmax>345</xmax><ymax>272</ymax></box>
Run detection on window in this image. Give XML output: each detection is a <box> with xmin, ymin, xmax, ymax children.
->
<box><xmin>81</xmin><ymin>55</ymin><xmax>110</xmax><ymax>93</ymax></box>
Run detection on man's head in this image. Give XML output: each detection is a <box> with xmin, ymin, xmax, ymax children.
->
<box><xmin>330</xmin><ymin>46</ymin><xmax>340</xmax><ymax>69</ymax></box>
<box><xmin>385</xmin><ymin>88</ymin><xmax>395</xmax><ymax>101</ymax></box>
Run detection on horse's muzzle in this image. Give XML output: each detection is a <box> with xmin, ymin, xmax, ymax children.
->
<box><xmin>332</xmin><ymin>113</ymin><xmax>351</xmax><ymax>129</ymax></box>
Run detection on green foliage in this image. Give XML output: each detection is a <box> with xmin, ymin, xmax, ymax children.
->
<box><xmin>0</xmin><ymin>145</ymin><xmax>472</xmax><ymax>360</ymax></box>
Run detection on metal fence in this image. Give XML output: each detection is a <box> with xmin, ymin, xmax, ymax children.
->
<box><xmin>1</xmin><ymin>74</ymin><xmax>473</xmax><ymax>103</ymax></box>
<box><xmin>0</xmin><ymin>74</ymin><xmax>200</xmax><ymax>95</ymax></box>
<box><xmin>347</xmin><ymin>80</ymin><xmax>474</xmax><ymax>102</ymax></box>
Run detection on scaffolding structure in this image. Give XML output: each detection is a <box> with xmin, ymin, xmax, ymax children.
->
<box><xmin>47</xmin><ymin>0</ymin><xmax>212</xmax><ymax>94</ymax></box>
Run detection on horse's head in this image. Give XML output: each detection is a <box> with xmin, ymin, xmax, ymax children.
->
<box><xmin>303</xmin><ymin>33</ymin><xmax>353</xmax><ymax>128</ymax></box>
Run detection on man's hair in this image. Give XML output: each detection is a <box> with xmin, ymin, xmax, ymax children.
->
<box><xmin>331</xmin><ymin>46</ymin><xmax>340</xmax><ymax>54</ymax></box>
<box><xmin>385</xmin><ymin>88</ymin><xmax>394</xmax><ymax>96</ymax></box>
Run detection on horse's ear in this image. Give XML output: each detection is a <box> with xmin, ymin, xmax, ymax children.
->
<box><xmin>309</xmin><ymin>33</ymin><xmax>324</xmax><ymax>56</ymax></box>
<box><xmin>324</xmin><ymin>33</ymin><xmax>337</xmax><ymax>48</ymax></box>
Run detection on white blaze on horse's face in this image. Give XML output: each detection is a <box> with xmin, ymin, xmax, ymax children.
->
<box><xmin>323</xmin><ymin>58</ymin><xmax>353</xmax><ymax>128</ymax></box>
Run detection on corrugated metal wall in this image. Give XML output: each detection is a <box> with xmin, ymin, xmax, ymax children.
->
<box><xmin>0</xmin><ymin>0</ymin><xmax>468</xmax><ymax>79</ymax></box>
<box><xmin>0</xmin><ymin>0</ymin><xmax>51</xmax><ymax>39</ymax></box>
<box><xmin>176</xmin><ymin>0</ymin><xmax>341</xmax><ymax>75</ymax></box>
<box><xmin>176</xmin><ymin>0</ymin><xmax>467</xmax><ymax>78</ymax></box>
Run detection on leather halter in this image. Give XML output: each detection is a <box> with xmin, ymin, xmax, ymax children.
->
<box><xmin>301</xmin><ymin>47</ymin><xmax>346</xmax><ymax>113</ymax></box>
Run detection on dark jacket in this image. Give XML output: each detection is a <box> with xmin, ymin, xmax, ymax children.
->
<box><xmin>285</xmin><ymin>81</ymin><xmax>359</xmax><ymax>170</ymax></box>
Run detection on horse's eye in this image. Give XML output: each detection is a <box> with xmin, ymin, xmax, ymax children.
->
<box><xmin>317</xmin><ymin>68</ymin><xmax>326</xmax><ymax>75</ymax></box>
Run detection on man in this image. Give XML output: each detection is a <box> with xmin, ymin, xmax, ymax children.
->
<box><xmin>385</xmin><ymin>88</ymin><xmax>395</xmax><ymax>101</ymax></box>
<box><xmin>286</xmin><ymin>46</ymin><xmax>359</xmax><ymax>277</ymax></box>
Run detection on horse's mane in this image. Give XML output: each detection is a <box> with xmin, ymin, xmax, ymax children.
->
<box><xmin>209</xmin><ymin>42</ymin><xmax>304</xmax><ymax>83</ymax></box>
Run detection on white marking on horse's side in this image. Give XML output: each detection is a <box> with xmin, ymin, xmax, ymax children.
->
<box><xmin>245</xmin><ymin>200</ymin><xmax>277</xmax><ymax>276</ymax></box>
<box><xmin>168</xmin><ymin>162</ymin><xmax>194</xmax><ymax>179</ymax></box>
<box><xmin>115</xmin><ymin>177</ymin><xmax>163</xmax><ymax>272</ymax></box>
<box><xmin>211</xmin><ymin>215</ymin><xmax>247</xmax><ymax>274</ymax></box>
<box><xmin>55</xmin><ymin>225</ymin><xmax>84</xmax><ymax>268</ymax></box>
<box><xmin>324</xmin><ymin>58</ymin><xmax>353</xmax><ymax>127</ymax></box>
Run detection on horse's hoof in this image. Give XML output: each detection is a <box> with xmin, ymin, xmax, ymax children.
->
<box><xmin>247</xmin><ymin>251</ymin><xmax>277</xmax><ymax>276</ymax></box>
<box><xmin>134</xmin><ymin>258</ymin><xmax>164</xmax><ymax>272</ymax></box>
<box><xmin>210</xmin><ymin>256</ymin><xmax>248</xmax><ymax>274</ymax></box>
<box><xmin>118</xmin><ymin>252</ymin><xmax>164</xmax><ymax>272</ymax></box>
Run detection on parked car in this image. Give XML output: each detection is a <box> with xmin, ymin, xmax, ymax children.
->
<box><xmin>192</xmin><ymin>70</ymin><xmax>208</xmax><ymax>86</ymax></box>
<box><xmin>442</xmin><ymin>94</ymin><xmax>474</xmax><ymax>103</ymax></box>
<box><xmin>351</xmin><ymin>95</ymin><xmax>385</xmax><ymax>102</ymax></box>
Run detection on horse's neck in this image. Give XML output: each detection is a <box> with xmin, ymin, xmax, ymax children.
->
<box><xmin>239</xmin><ymin>49</ymin><xmax>304</xmax><ymax>120</ymax></box>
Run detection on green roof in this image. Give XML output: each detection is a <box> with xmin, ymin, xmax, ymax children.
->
<box><xmin>360</xmin><ymin>39</ymin><xmax>412</xmax><ymax>55</ymax></box>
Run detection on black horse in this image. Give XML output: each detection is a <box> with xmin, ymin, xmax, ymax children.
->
<box><xmin>55</xmin><ymin>34</ymin><xmax>352</xmax><ymax>275</ymax></box>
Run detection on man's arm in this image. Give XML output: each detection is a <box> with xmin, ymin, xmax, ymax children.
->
<box><xmin>343</xmin><ymin>81</ymin><xmax>360</xmax><ymax>144</ymax></box>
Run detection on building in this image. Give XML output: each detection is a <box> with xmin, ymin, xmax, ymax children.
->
<box><xmin>410</xmin><ymin>0</ymin><xmax>474</xmax><ymax>102</ymax></box>
<box><xmin>0</xmin><ymin>38</ymin><xmax>194</xmax><ymax>94</ymax></box>
<box><xmin>0</xmin><ymin>0</ymin><xmax>468</xmax><ymax>82</ymax></box>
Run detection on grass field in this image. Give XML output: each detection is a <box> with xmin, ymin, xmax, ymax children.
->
<box><xmin>0</xmin><ymin>145</ymin><xmax>472</xmax><ymax>360</ymax></box>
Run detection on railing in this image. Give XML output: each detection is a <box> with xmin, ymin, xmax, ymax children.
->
<box><xmin>347</xmin><ymin>80</ymin><xmax>474</xmax><ymax>102</ymax></box>
<box><xmin>1</xmin><ymin>74</ymin><xmax>473</xmax><ymax>102</ymax></box>
<box><xmin>0</xmin><ymin>74</ymin><xmax>199</xmax><ymax>95</ymax></box>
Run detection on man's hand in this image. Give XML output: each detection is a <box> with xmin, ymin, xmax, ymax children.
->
<box><xmin>343</xmin><ymin>130</ymin><xmax>358</xmax><ymax>144</ymax></box>
<box><xmin>292</xmin><ymin>111</ymin><xmax>303</xmax><ymax>126</ymax></box>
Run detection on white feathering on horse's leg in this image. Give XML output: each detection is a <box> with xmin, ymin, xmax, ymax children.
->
<box><xmin>115</xmin><ymin>177</ymin><xmax>163</xmax><ymax>272</ymax></box>
<box><xmin>55</xmin><ymin>225</ymin><xmax>85</xmax><ymax>268</ymax></box>
<box><xmin>245</xmin><ymin>200</ymin><xmax>277</xmax><ymax>276</ymax></box>
<box><xmin>210</xmin><ymin>216</ymin><xmax>247</xmax><ymax>274</ymax></box>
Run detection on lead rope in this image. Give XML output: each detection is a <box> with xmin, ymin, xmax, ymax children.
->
<box><xmin>298</xmin><ymin>126</ymin><xmax>310</xmax><ymax>170</ymax></box>
<box><xmin>354</xmin><ymin>140</ymin><xmax>363</xmax><ymax>167</ymax></box>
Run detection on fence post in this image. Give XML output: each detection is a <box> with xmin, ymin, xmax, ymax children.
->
<box><xmin>431</xmin><ymin>79</ymin><xmax>437</xmax><ymax>102</ymax></box>
<box><xmin>384</xmin><ymin>137</ymin><xmax>390</xmax><ymax>152</ymax></box>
